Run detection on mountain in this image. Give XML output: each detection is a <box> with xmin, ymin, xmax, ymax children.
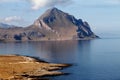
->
<box><xmin>31</xmin><ymin>7</ymin><xmax>98</xmax><ymax>40</ymax></box>
<box><xmin>0</xmin><ymin>8</ymin><xmax>98</xmax><ymax>41</ymax></box>
<box><xmin>0</xmin><ymin>23</ymin><xmax>15</xmax><ymax>28</ymax></box>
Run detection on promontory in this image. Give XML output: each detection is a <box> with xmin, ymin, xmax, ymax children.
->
<box><xmin>0</xmin><ymin>8</ymin><xmax>99</xmax><ymax>41</ymax></box>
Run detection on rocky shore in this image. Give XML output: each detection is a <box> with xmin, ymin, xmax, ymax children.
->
<box><xmin>0</xmin><ymin>55</ymin><xmax>70</xmax><ymax>80</ymax></box>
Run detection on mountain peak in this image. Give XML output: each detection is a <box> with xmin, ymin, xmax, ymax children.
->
<box><xmin>47</xmin><ymin>7</ymin><xmax>62</xmax><ymax>13</ymax></box>
<box><xmin>49</xmin><ymin>7</ymin><xmax>59</xmax><ymax>12</ymax></box>
<box><xmin>40</xmin><ymin>7</ymin><xmax>64</xmax><ymax>19</ymax></box>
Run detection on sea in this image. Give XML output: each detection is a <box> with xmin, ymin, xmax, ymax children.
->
<box><xmin>0</xmin><ymin>35</ymin><xmax>120</xmax><ymax>80</ymax></box>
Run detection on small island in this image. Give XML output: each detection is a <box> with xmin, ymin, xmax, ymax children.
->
<box><xmin>0</xmin><ymin>55</ymin><xmax>70</xmax><ymax>80</ymax></box>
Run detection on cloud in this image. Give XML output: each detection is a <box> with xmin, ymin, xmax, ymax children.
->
<box><xmin>4</xmin><ymin>16</ymin><xmax>22</xmax><ymax>22</ymax></box>
<box><xmin>0</xmin><ymin>16</ymin><xmax>27</xmax><ymax>26</ymax></box>
<box><xmin>0</xmin><ymin>16</ymin><xmax>23</xmax><ymax>24</ymax></box>
<box><xmin>29</xmin><ymin>0</ymin><xmax>72</xmax><ymax>10</ymax></box>
<box><xmin>0</xmin><ymin>0</ymin><xmax>73</xmax><ymax>10</ymax></box>
<box><xmin>0</xmin><ymin>0</ymin><xmax>120</xmax><ymax>10</ymax></box>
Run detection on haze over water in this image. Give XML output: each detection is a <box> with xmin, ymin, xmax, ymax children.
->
<box><xmin>1</xmin><ymin>37</ymin><xmax>120</xmax><ymax>80</ymax></box>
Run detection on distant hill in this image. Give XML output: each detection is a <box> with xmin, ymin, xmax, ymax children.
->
<box><xmin>0</xmin><ymin>23</ymin><xmax>15</xmax><ymax>28</ymax></box>
<box><xmin>0</xmin><ymin>7</ymin><xmax>99</xmax><ymax>41</ymax></box>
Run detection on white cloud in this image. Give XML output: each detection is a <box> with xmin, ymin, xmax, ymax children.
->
<box><xmin>0</xmin><ymin>0</ymin><xmax>72</xmax><ymax>10</ymax></box>
<box><xmin>0</xmin><ymin>16</ymin><xmax>24</xmax><ymax>24</ymax></box>
<box><xmin>0</xmin><ymin>0</ymin><xmax>120</xmax><ymax>10</ymax></box>
<box><xmin>29</xmin><ymin>0</ymin><xmax>72</xmax><ymax>10</ymax></box>
<box><xmin>0</xmin><ymin>16</ymin><xmax>27</xmax><ymax>26</ymax></box>
<box><xmin>3</xmin><ymin>16</ymin><xmax>22</xmax><ymax>22</ymax></box>
<box><xmin>30</xmin><ymin>0</ymin><xmax>49</xmax><ymax>10</ymax></box>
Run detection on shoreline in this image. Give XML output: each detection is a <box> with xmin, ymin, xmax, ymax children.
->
<box><xmin>0</xmin><ymin>55</ymin><xmax>71</xmax><ymax>80</ymax></box>
<box><xmin>0</xmin><ymin>37</ymin><xmax>100</xmax><ymax>43</ymax></box>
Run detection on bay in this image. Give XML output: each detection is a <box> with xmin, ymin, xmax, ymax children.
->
<box><xmin>0</xmin><ymin>39</ymin><xmax>120</xmax><ymax>80</ymax></box>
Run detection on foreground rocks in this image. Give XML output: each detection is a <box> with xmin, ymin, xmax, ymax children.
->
<box><xmin>0</xmin><ymin>55</ymin><xmax>70</xmax><ymax>80</ymax></box>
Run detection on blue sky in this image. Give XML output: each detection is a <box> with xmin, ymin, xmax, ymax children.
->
<box><xmin>0</xmin><ymin>0</ymin><xmax>120</xmax><ymax>35</ymax></box>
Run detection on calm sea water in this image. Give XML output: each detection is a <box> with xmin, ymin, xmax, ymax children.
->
<box><xmin>0</xmin><ymin>38</ymin><xmax>120</xmax><ymax>80</ymax></box>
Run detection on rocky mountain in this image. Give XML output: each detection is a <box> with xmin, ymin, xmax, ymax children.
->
<box><xmin>0</xmin><ymin>8</ymin><xmax>98</xmax><ymax>41</ymax></box>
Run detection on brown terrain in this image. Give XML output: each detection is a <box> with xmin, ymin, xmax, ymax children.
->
<box><xmin>0</xmin><ymin>8</ymin><xmax>98</xmax><ymax>42</ymax></box>
<box><xmin>0</xmin><ymin>55</ymin><xmax>70</xmax><ymax>80</ymax></box>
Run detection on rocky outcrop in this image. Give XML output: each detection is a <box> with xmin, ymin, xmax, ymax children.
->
<box><xmin>0</xmin><ymin>8</ymin><xmax>98</xmax><ymax>41</ymax></box>
<box><xmin>0</xmin><ymin>55</ymin><xmax>70</xmax><ymax>80</ymax></box>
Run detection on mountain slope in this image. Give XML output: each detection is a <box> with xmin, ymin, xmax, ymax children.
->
<box><xmin>0</xmin><ymin>8</ymin><xmax>98</xmax><ymax>41</ymax></box>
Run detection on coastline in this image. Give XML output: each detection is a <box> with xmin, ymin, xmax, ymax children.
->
<box><xmin>0</xmin><ymin>37</ymin><xmax>100</xmax><ymax>43</ymax></box>
<box><xmin>0</xmin><ymin>55</ymin><xmax>71</xmax><ymax>80</ymax></box>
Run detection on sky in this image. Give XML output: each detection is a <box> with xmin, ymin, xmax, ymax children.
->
<box><xmin>0</xmin><ymin>0</ymin><xmax>120</xmax><ymax>35</ymax></box>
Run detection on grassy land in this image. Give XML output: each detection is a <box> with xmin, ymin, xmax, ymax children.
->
<box><xmin>0</xmin><ymin>55</ymin><xmax>70</xmax><ymax>80</ymax></box>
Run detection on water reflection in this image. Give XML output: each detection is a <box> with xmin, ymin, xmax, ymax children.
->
<box><xmin>76</xmin><ymin>40</ymin><xmax>92</xmax><ymax>65</ymax></box>
<box><xmin>0</xmin><ymin>40</ymin><xmax>92</xmax><ymax>64</ymax></box>
<box><xmin>29</xmin><ymin>41</ymin><xmax>79</xmax><ymax>63</ymax></box>
<box><xmin>31</xmin><ymin>40</ymin><xmax>92</xmax><ymax>63</ymax></box>
<box><xmin>74</xmin><ymin>40</ymin><xmax>92</xmax><ymax>80</ymax></box>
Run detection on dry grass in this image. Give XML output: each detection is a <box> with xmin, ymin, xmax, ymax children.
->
<box><xmin>0</xmin><ymin>55</ymin><xmax>70</xmax><ymax>80</ymax></box>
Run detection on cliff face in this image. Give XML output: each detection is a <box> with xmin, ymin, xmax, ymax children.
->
<box><xmin>0</xmin><ymin>8</ymin><xmax>98</xmax><ymax>41</ymax></box>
